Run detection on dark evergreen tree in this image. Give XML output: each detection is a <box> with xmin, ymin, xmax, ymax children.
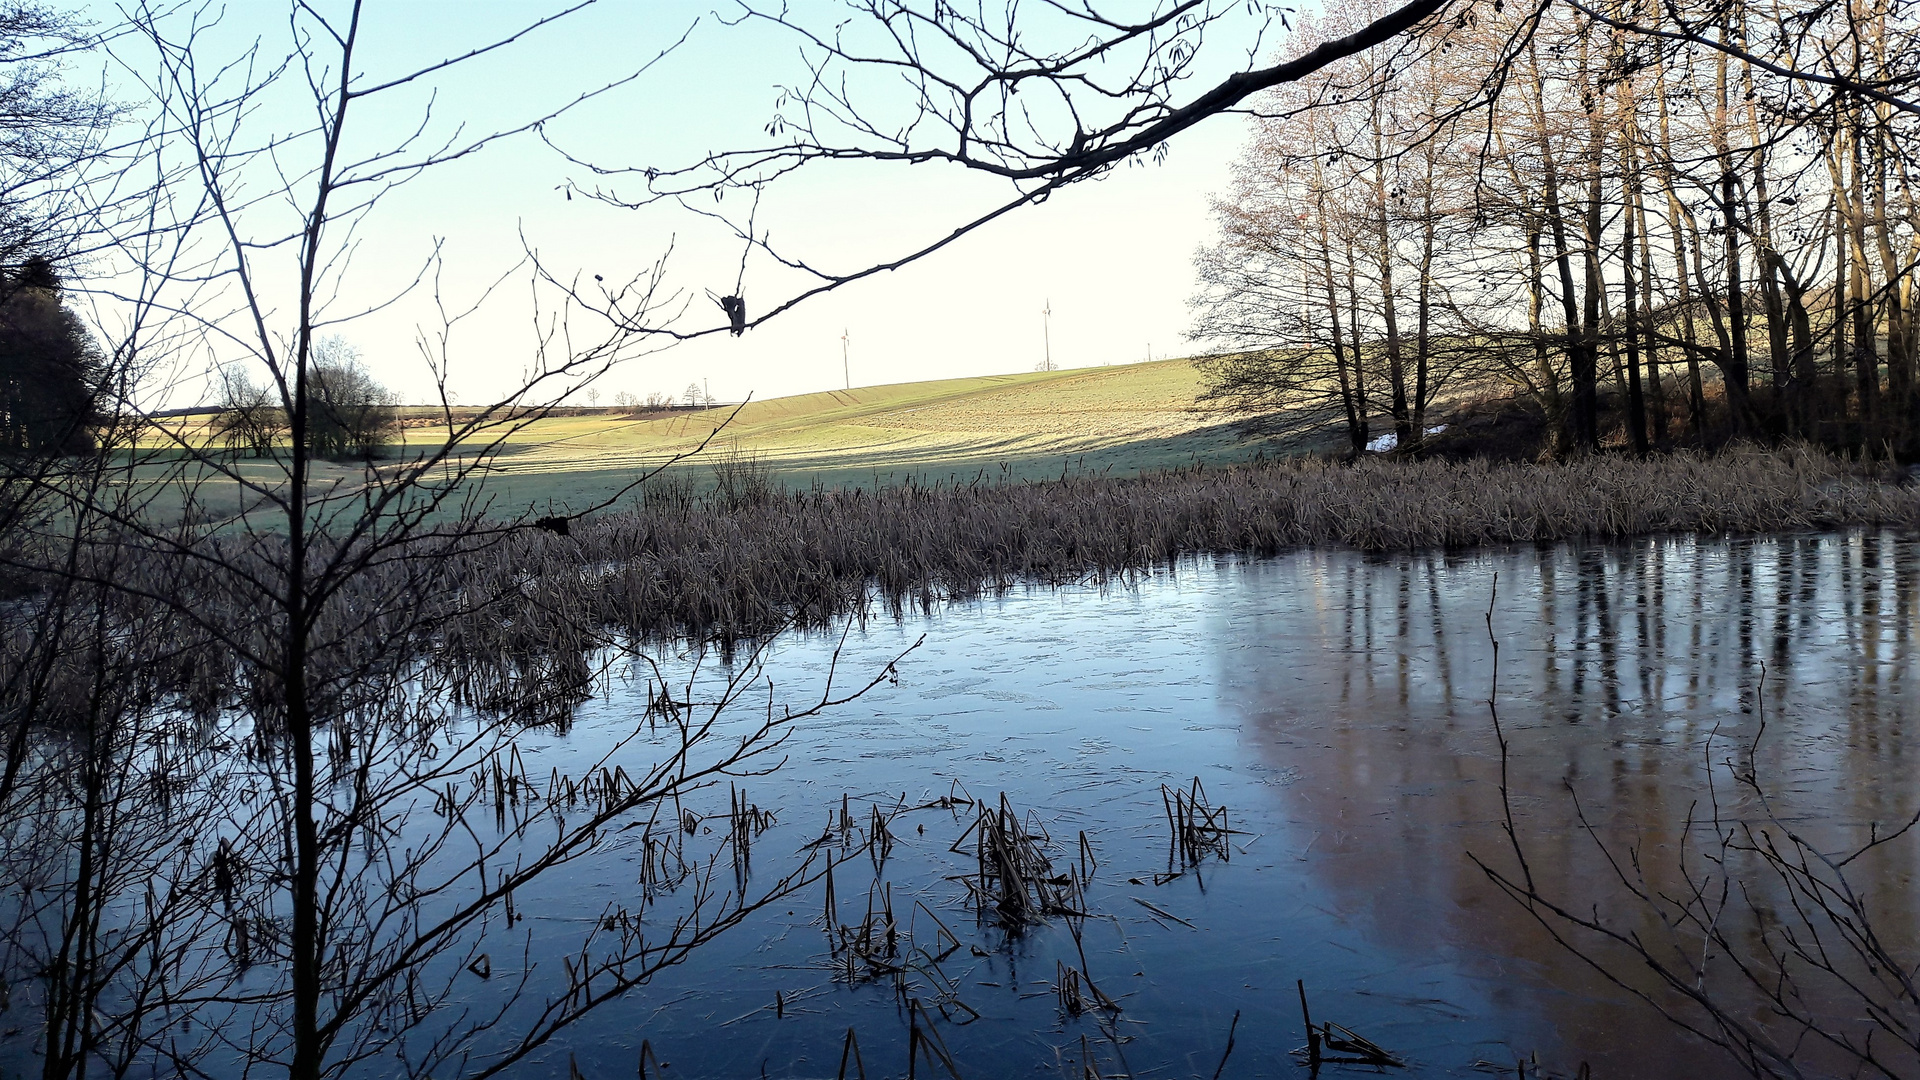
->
<box><xmin>0</xmin><ymin>257</ymin><xmax>101</xmax><ymax>455</ymax></box>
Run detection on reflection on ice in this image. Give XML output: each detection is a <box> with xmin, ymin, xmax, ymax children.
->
<box><xmin>421</xmin><ymin>530</ymin><xmax>1920</xmax><ymax>1077</ymax></box>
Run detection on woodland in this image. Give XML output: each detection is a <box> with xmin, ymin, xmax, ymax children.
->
<box><xmin>1193</xmin><ymin>0</ymin><xmax>1920</xmax><ymax>461</ymax></box>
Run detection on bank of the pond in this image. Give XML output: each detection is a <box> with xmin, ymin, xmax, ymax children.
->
<box><xmin>494</xmin><ymin>446</ymin><xmax>1920</xmax><ymax>642</ymax></box>
<box><xmin>33</xmin><ymin>448</ymin><xmax>1908</xmax><ymax>718</ymax></box>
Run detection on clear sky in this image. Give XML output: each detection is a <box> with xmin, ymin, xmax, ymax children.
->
<box><xmin>75</xmin><ymin>1</ymin><xmax>1270</xmax><ymax>407</ymax></box>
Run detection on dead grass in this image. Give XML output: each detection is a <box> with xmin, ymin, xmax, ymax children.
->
<box><xmin>476</xmin><ymin>444</ymin><xmax>1920</xmax><ymax>643</ymax></box>
<box><xmin>26</xmin><ymin>445</ymin><xmax>1914</xmax><ymax>711</ymax></box>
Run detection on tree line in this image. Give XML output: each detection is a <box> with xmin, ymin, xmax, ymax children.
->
<box><xmin>213</xmin><ymin>337</ymin><xmax>397</xmax><ymax>461</ymax></box>
<box><xmin>1193</xmin><ymin>0</ymin><xmax>1920</xmax><ymax>458</ymax></box>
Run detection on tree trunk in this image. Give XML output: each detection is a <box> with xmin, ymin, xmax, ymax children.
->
<box><xmin>1526</xmin><ymin>218</ymin><xmax>1566</xmax><ymax>448</ymax></box>
<box><xmin>1370</xmin><ymin>112</ymin><xmax>1411</xmax><ymax>446</ymax></box>
<box><xmin>1531</xmin><ymin>44</ymin><xmax>1596</xmax><ymax>452</ymax></box>
<box><xmin>1613</xmin><ymin>64</ymin><xmax>1648</xmax><ymax>453</ymax></box>
<box><xmin>1870</xmin><ymin>110</ymin><xmax>1911</xmax><ymax>413</ymax></box>
<box><xmin>1632</xmin><ymin>154</ymin><xmax>1667</xmax><ymax>444</ymax></box>
<box><xmin>1711</xmin><ymin>35</ymin><xmax>1751</xmax><ymax>434</ymax></box>
<box><xmin>1774</xmin><ymin>251</ymin><xmax>1819</xmax><ymax>433</ymax></box>
<box><xmin>1577</xmin><ymin>38</ymin><xmax>1607</xmax><ymax>449</ymax></box>
<box><xmin>1318</xmin><ymin>185</ymin><xmax>1366</xmax><ymax>455</ymax></box>
<box><xmin>1721</xmin><ymin>169</ymin><xmax>1753</xmax><ymax>432</ymax></box>
<box><xmin>1830</xmin><ymin>141</ymin><xmax>1852</xmax><ymax>391</ymax></box>
<box><xmin>1848</xmin><ymin>108</ymin><xmax>1878</xmax><ymax>415</ymax></box>
<box><xmin>1413</xmin><ymin>140</ymin><xmax>1437</xmax><ymax>442</ymax></box>
<box><xmin>1621</xmin><ymin>170</ymin><xmax>1648</xmax><ymax>453</ymax></box>
<box><xmin>1347</xmin><ymin>238</ymin><xmax>1370</xmax><ymax>450</ymax></box>
<box><xmin>1652</xmin><ymin>53</ymin><xmax>1707</xmax><ymax>432</ymax></box>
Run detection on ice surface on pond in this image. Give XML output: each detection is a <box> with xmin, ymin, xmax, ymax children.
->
<box><xmin>502</xmin><ymin>530</ymin><xmax>1919</xmax><ymax>1079</ymax></box>
<box><xmin>23</xmin><ymin>532</ymin><xmax>1906</xmax><ymax>1079</ymax></box>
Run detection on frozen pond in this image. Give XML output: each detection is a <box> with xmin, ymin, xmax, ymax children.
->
<box><xmin>489</xmin><ymin>528</ymin><xmax>1919</xmax><ymax>1078</ymax></box>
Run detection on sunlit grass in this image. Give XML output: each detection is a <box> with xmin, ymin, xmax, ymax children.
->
<box><xmin>128</xmin><ymin>360</ymin><xmax>1262</xmax><ymax>521</ymax></box>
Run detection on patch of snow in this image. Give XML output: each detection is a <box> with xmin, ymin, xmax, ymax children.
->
<box><xmin>1364</xmin><ymin>424</ymin><xmax>1447</xmax><ymax>453</ymax></box>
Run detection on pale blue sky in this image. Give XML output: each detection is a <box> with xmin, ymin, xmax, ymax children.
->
<box><xmin>76</xmin><ymin>1</ymin><xmax>1273</xmax><ymax>406</ymax></box>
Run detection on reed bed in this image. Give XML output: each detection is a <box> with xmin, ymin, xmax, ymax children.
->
<box><xmin>491</xmin><ymin>445</ymin><xmax>1920</xmax><ymax>644</ymax></box>
<box><xmin>12</xmin><ymin>446</ymin><xmax>1914</xmax><ymax>732</ymax></box>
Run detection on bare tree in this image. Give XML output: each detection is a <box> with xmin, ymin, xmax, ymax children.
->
<box><xmin>0</xmin><ymin>1</ymin><xmax>121</xmax><ymax>272</ymax></box>
<box><xmin>213</xmin><ymin>365</ymin><xmax>283</xmax><ymax>458</ymax></box>
<box><xmin>554</xmin><ymin>0</ymin><xmax>1455</xmax><ymax>339</ymax></box>
<box><xmin>0</xmin><ymin>5</ymin><xmax>892</xmax><ymax>1080</ymax></box>
<box><xmin>1189</xmin><ymin>0</ymin><xmax>1920</xmax><ymax>456</ymax></box>
<box><xmin>305</xmin><ymin>337</ymin><xmax>395</xmax><ymax>461</ymax></box>
<box><xmin>1190</xmin><ymin>3</ymin><xmax>1507</xmax><ymax>455</ymax></box>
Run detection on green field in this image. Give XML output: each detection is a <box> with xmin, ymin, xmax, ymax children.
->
<box><xmin>142</xmin><ymin>359</ymin><xmax>1266</xmax><ymax>522</ymax></box>
<box><xmin>395</xmin><ymin>359</ymin><xmax>1257</xmax><ymax>514</ymax></box>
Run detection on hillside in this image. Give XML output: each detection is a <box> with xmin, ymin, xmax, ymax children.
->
<box><xmin>137</xmin><ymin>358</ymin><xmax>1266</xmax><ymax>522</ymax></box>
<box><xmin>441</xmin><ymin>358</ymin><xmax>1256</xmax><ymax>512</ymax></box>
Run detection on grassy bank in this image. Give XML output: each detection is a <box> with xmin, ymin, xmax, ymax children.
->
<box><xmin>481</xmin><ymin>446</ymin><xmax>1920</xmax><ymax>644</ymax></box>
<box><xmin>68</xmin><ymin>443</ymin><xmax>1919</xmax><ymax>671</ymax></box>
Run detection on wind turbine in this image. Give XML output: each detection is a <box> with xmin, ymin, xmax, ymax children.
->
<box><xmin>1042</xmin><ymin>299</ymin><xmax>1052</xmax><ymax>372</ymax></box>
<box><xmin>842</xmin><ymin>328</ymin><xmax>850</xmax><ymax>390</ymax></box>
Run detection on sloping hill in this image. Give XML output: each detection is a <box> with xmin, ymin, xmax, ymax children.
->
<box><xmin>141</xmin><ymin>359</ymin><xmax>1259</xmax><ymax>521</ymax></box>
<box><xmin>459</xmin><ymin>359</ymin><xmax>1255</xmax><ymax>511</ymax></box>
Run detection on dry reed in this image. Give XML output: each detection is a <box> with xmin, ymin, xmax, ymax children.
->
<box><xmin>1162</xmin><ymin>778</ymin><xmax>1235</xmax><ymax>870</ymax></box>
<box><xmin>12</xmin><ymin>446</ymin><xmax>1915</xmax><ymax>728</ymax></box>
<box><xmin>496</xmin><ymin>444</ymin><xmax>1920</xmax><ymax>644</ymax></box>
